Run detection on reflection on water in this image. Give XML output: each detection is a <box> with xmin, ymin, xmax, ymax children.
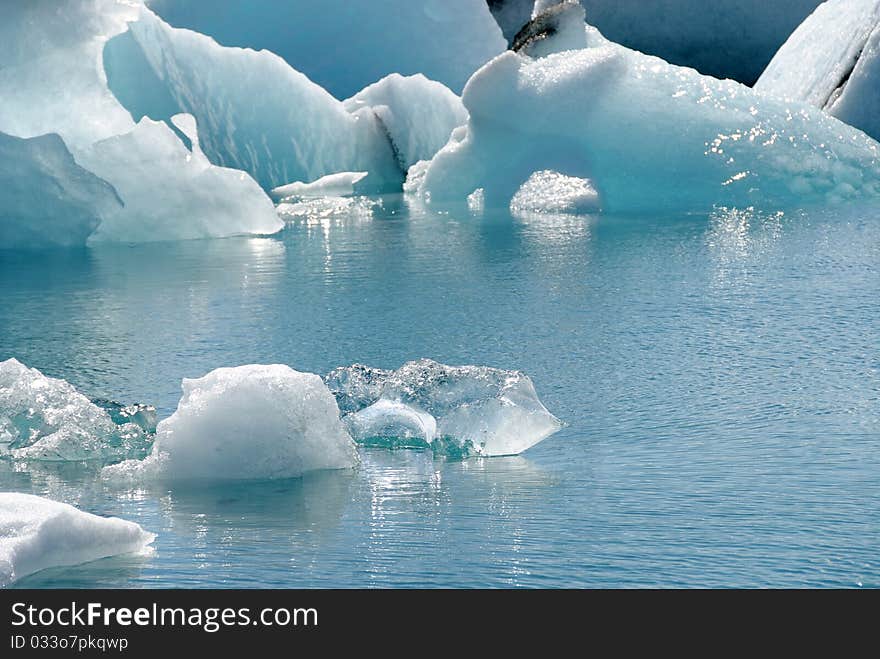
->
<box><xmin>1</xmin><ymin>198</ymin><xmax>879</xmax><ymax>587</ymax></box>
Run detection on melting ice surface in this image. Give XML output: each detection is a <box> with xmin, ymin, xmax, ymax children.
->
<box><xmin>0</xmin><ymin>493</ymin><xmax>154</xmax><ymax>588</ymax></box>
<box><xmin>0</xmin><ymin>359</ymin><xmax>153</xmax><ymax>463</ymax></box>
<box><xmin>326</xmin><ymin>359</ymin><xmax>563</xmax><ymax>457</ymax></box>
<box><xmin>103</xmin><ymin>365</ymin><xmax>358</xmax><ymax>482</ymax></box>
<box><xmin>415</xmin><ymin>7</ymin><xmax>880</xmax><ymax>213</ymax></box>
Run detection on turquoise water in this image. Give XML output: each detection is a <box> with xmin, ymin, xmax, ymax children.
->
<box><xmin>1</xmin><ymin>197</ymin><xmax>879</xmax><ymax>587</ymax></box>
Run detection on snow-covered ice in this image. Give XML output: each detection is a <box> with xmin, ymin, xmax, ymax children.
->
<box><xmin>79</xmin><ymin>116</ymin><xmax>282</xmax><ymax>243</ymax></box>
<box><xmin>343</xmin><ymin>74</ymin><xmax>469</xmax><ymax>171</ymax></box>
<box><xmin>756</xmin><ymin>0</ymin><xmax>880</xmax><ymax>142</ymax></box>
<box><xmin>415</xmin><ymin>9</ymin><xmax>880</xmax><ymax>214</ymax></box>
<box><xmin>103</xmin><ymin>365</ymin><xmax>358</xmax><ymax>482</ymax></box>
<box><xmin>0</xmin><ymin>132</ymin><xmax>121</xmax><ymax>250</ymax></box>
<box><xmin>0</xmin><ymin>493</ymin><xmax>154</xmax><ymax>587</ymax></box>
<box><xmin>0</xmin><ymin>359</ymin><xmax>153</xmax><ymax>463</ymax></box>
<box><xmin>326</xmin><ymin>359</ymin><xmax>562</xmax><ymax>457</ymax></box>
<box><xmin>146</xmin><ymin>0</ymin><xmax>506</xmax><ymax>99</ymax></box>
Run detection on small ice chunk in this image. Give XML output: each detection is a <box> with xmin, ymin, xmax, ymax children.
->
<box><xmin>0</xmin><ymin>359</ymin><xmax>153</xmax><ymax>463</ymax></box>
<box><xmin>276</xmin><ymin>196</ymin><xmax>383</xmax><ymax>224</ymax></box>
<box><xmin>510</xmin><ymin>170</ymin><xmax>600</xmax><ymax>214</ymax></box>
<box><xmin>327</xmin><ymin>359</ymin><xmax>562</xmax><ymax>457</ymax></box>
<box><xmin>103</xmin><ymin>365</ymin><xmax>357</xmax><ymax>482</ymax></box>
<box><xmin>271</xmin><ymin>172</ymin><xmax>369</xmax><ymax>201</ymax></box>
<box><xmin>0</xmin><ymin>493</ymin><xmax>154</xmax><ymax>588</ymax></box>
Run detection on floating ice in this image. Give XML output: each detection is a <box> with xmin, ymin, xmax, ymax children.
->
<box><xmin>415</xmin><ymin>12</ymin><xmax>880</xmax><ymax>214</ymax></box>
<box><xmin>276</xmin><ymin>197</ymin><xmax>383</xmax><ymax>224</ymax></box>
<box><xmin>0</xmin><ymin>1</ymin><xmax>282</xmax><ymax>245</ymax></box>
<box><xmin>271</xmin><ymin>172</ymin><xmax>370</xmax><ymax>202</ymax></box>
<box><xmin>755</xmin><ymin>0</ymin><xmax>880</xmax><ymax>142</ymax></box>
<box><xmin>79</xmin><ymin>116</ymin><xmax>282</xmax><ymax>243</ymax></box>
<box><xmin>0</xmin><ymin>132</ymin><xmax>121</xmax><ymax>250</ymax></box>
<box><xmin>343</xmin><ymin>74</ymin><xmax>469</xmax><ymax>171</ymax></box>
<box><xmin>0</xmin><ymin>493</ymin><xmax>154</xmax><ymax>588</ymax></box>
<box><xmin>510</xmin><ymin>170</ymin><xmax>600</xmax><ymax>214</ymax></box>
<box><xmin>103</xmin><ymin>365</ymin><xmax>357</xmax><ymax>482</ymax></box>
<box><xmin>0</xmin><ymin>359</ymin><xmax>154</xmax><ymax>463</ymax></box>
<box><xmin>124</xmin><ymin>7</ymin><xmax>405</xmax><ymax>193</ymax></box>
<box><xmin>146</xmin><ymin>0</ymin><xmax>506</xmax><ymax>98</ymax></box>
<box><xmin>326</xmin><ymin>359</ymin><xmax>562</xmax><ymax>457</ymax></box>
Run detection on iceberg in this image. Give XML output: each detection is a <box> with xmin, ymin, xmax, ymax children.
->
<box><xmin>103</xmin><ymin>365</ymin><xmax>357</xmax><ymax>482</ymax></box>
<box><xmin>125</xmin><ymin>8</ymin><xmax>404</xmax><ymax>192</ymax></box>
<box><xmin>0</xmin><ymin>493</ymin><xmax>154</xmax><ymax>587</ymax></box>
<box><xmin>0</xmin><ymin>1</ymin><xmax>282</xmax><ymax>244</ymax></box>
<box><xmin>755</xmin><ymin>0</ymin><xmax>880</xmax><ymax>142</ymax></box>
<box><xmin>326</xmin><ymin>359</ymin><xmax>562</xmax><ymax>457</ymax></box>
<box><xmin>79</xmin><ymin>116</ymin><xmax>283</xmax><ymax>243</ymax></box>
<box><xmin>510</xmin><ymin>170</ymin><xmax>600</xmax><ymax>214</ymax></box>
<box><xmin>343</xmin><ymin>74</ymin><xmax>469</xmax><ymax>171</ymax></box>
<box><xmin>146</xmin><ymin>0</ymin><xmax>506</xmax><ymax>99</ymax></box>
<box><xmin>0</xmin><ymin>359</ymin><xmax>154</xmax><ymax>463</ymax></box>
<box><xmin>487</xmin><ymin>1</ymin><xmax>824</xmax><ymax>84</ymax></box>
<box><xmin>415</xmin><ymin>4</ymin><xmax>880</xmax><ymax>214</ymax></box>
<box><xmin>0</xmin><ymin>132</ymin><xmax>121</xmax><ymax>250</ymax></box>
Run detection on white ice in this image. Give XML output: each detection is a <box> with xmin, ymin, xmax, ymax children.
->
<box><xmin>0</xmin><ymin>359</ymin><xmax>153</xmax><ymax>463</ymax></box>
<box><xmin>103</xmin><ymin>365</ymin><xmax>358</xmax><ymax>482</ymax></box>
<box><xmin>755</xmin><ymin>0</ymin><xmax>880</xmax><ymax>142</ymax></box>
<box><xmin>0</xmin><ymin>493</ymin><xmax>154</xmax><ymax>588</ymax></box>
<box><xmin>0</xmin><ymin>0</ymin><xmax>282</xmax><ymax>245</ymax></box>
<box><xmin>343</xmin><ymin>74</ymin><xmax>469</xmax><ymax>171</ymax></box>
<box><xmin>487</xmin><ymin>1</ymin><xmax>824</xmax><ymax>83</ymax></box>
<box><xmin>327</xmin><ymin>359</ymin><xmax>562</xmax><ymax>457</ymax></box>
<box><xmin>415</xmin><ymin>7</ymin><xmax>880</xmax><ymax>214</ymax></box>
<box><xmin>127</xmin><ymin>7</ymin><xmax>404</xmax><ymax>192</ymax></box>
<box><xmin>79</xmin><ymin>116</ymin><xmax>282</xmax><ymax>243</ymax></box>
<box><xmin>510</xmin><ymin>170</ymin><xmax>600</xmax><ymax>214</ymax></box>
<box><xmin>271</xmin><ymin>172</ymin><xmax>370</xmax><ymax>202</ymax></box>
<box><xmin>146</xmin><ymin>0</ymin><xmax>506</xmax><ymax>99</ymax></box>
<box><xmin>0</xmin><ymin>132</ymin><xmax>121</xmax><ymax>250</ymax></box>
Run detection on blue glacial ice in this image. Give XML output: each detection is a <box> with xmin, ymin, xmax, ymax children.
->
<box><xmin>414</xmin><ymin>2</ymin><xmax>880</xmax><ymax>214</ymax></box>
<box><xmin>0</xmin><ymin>493</ymin><xmax>154</xmax><ymax>588</ymax></box>
<box><xmin>756</xmin><ymin>0</ymin><xmax>880</xmax><ymax>142</ymax></box>
<box><xmin>145</xmin><ymin>0</ymin><xmax>506</xmax><ymax>99</ymax></box>
<box><xmin>0</xmin><ymin>132</ymin><xmax>122</xmax><ymax>250</ymax></box>
<box><xmin>0</xmin><ymin>359</ymin><xmax>154</xmax><ymax>463</ymax></box>
<box><xmin>325</xmin><ymin>359</ymin><xmax>563</xmax><ymax>457</ymax></box>
<box><xmin>103</xmin><ymin>365</ymin><xmax>358</xmax><ymax>483</ymax></box>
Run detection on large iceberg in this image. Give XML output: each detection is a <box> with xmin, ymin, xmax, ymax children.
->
<box><xmin>0</xmin><ymin>359</ymin><xmax>154</xmax><ymax>463</ymax></box>
<box><xmin>79</xmin><ymin>116</ymin><xmax>282</xmax><ymax>243</ymax></box>
<box><xmin>0</xmin><ymin>0</ymin><xmax>282</xmax><ymax>244</ymax></box>
<box><xmin>103</xmin><ymin>365</ymin><xmax>358</xmax><ymax>482</ymax></box>
<box><xmin>755</xmin><ymin>0</ymin><xmax>880</xmax><ymax>142</ymax></box>
<box><xmin>146</xmin><ymin>0</ymin><xmax>506</xmax><ymax>99</ymax></box>
<box><xmin>0</xmin><ymin>493</ymin><xmax>154</xmax><ymax>588</ymax></box>
<box><xmin>487</xmin><ymin>1</ymin><xmax>824</xmax><ymax>84</ymax></box>
<box><xmin>0</xmin><ymin>132</ymin><xmax>121</xmax><ymax>250</ymax></box>
<box><xmin>414</xmin><ymin>3</ymin><xmax>880</xmax><ymax>214</ymax></box>
<box><xmin>123</xmin><ymin>8</ymin><xmax>404</xmax><ymax>192</ymax></box>
<box><xmin>325</xmin><ymin>359</ymin><xmax>562</xmax><ymax>457</ymax></box>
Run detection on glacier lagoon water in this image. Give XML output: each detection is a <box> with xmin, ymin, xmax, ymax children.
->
<box><xmin>1</xmin><ymin>197</ymin><xmax>878</xmax><ymax>588</ymax></box>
